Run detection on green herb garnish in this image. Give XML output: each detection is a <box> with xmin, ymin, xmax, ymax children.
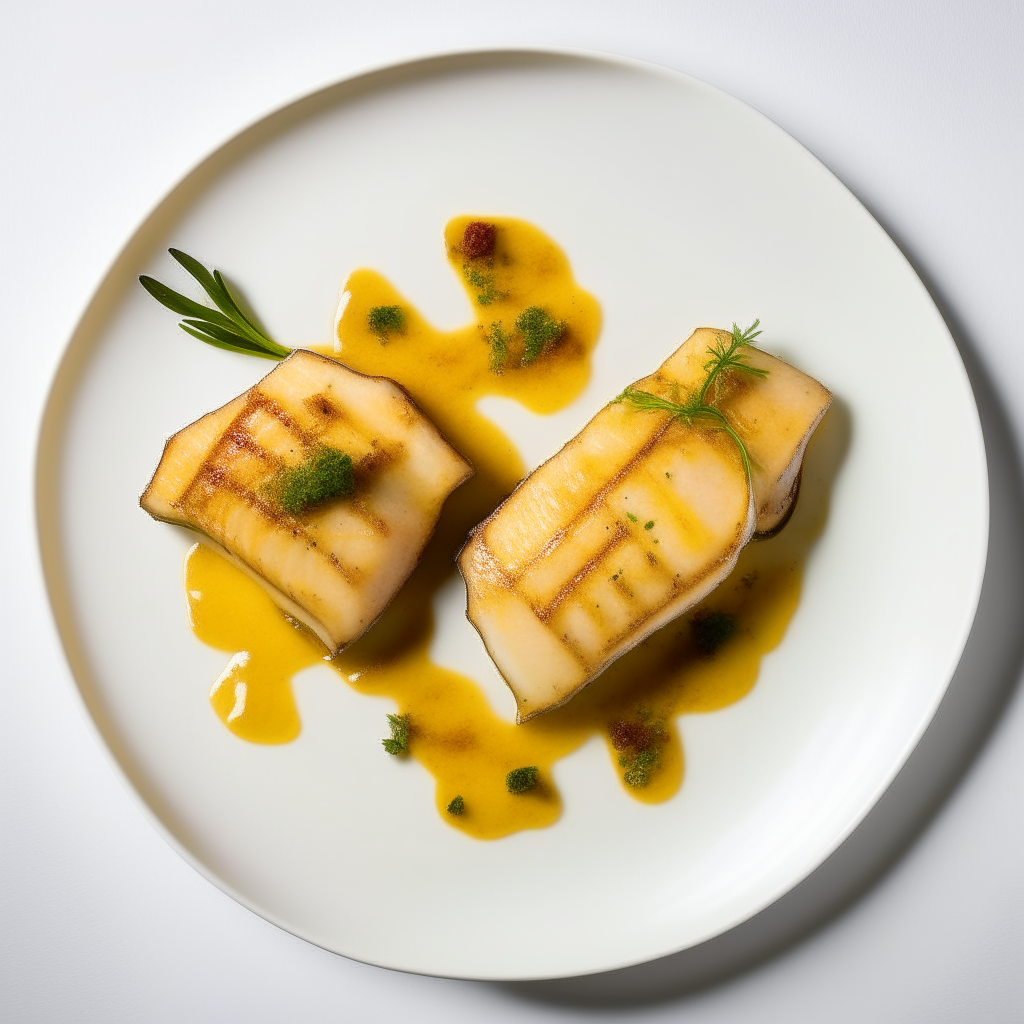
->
<box><xmin>697</xmin><ymin>319</ymin><xmax>766</xmax><ymax>403</ymax></box>
<box><xmin>277</xmin><ymin>448</ymin><xmax>354</xmax><ymax>516</ymax></box>
<box><xmin>486</xmin><ymin>322</ymin><xmax>512</xmax><ymax>373</ymax></box>
<box><xmin>625</xmin><ymin>512</ymin><xmax>638</xmax><ymax>523</ymax></box>
<box><xmin>691</xmin><ymin>610</ymin><xmax>736</xmax><ymax>657</ymax></box>
<box><xmin>483</xmin><ymin>306</ymin><xmax>567</xmax><ymax>371</ymax></box>
<box><xmin>382</xmin><ymin>713</ymin><xmax>410</xmax><ymax>755</ymax></box>
<box><xmin>367</xmin><ymin>304</ymin><xmax>405</xmax><ymax>342</ymax></box>
<box><xmin>446</xmin><ymin>795</ymin><xmax>465</xmax><ymax>816</ymax></box>
<box><xmin>644</xmin><ymin>520</ymin><xmax>655</xmax><ymax>530</ymax></box>
<box><xmin>463</xmin><ymin>265</ymin><xmax>498</xmax><ymax>305</ymax></box>
<box><xmin>139</xmin><ymin>249</ymin><xmax>290</xmax><ymax>361</ymax></box>
<box><xmin>609</xmin><ymin>714</ymin><xmax>666</xmax><ymax>787</ymax></box>
<box><xmin>616</xmin><ymin>320</ymin><xmax>765</xmax><ymax>478</ymax></box>
<box><xmin>623</xmin><ymin>747</ymin><xmax>660</xmax><ymax>788</ymax></box>
<box><xmin>516</xmin><ymin>306</ymin><xmax>566</xmax><ymax>363</ymax></box>
<box><xmin>506</xmin><ymin>766</ymin><xmax>539</xmax><ymax>794</ymax></box>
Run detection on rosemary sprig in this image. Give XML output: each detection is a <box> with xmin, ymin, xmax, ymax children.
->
<box><xmin>616</xmin><ymin>321</ymin><xmax>766</xmax><ymax>479</ymax></box>
<box><xmin>139</xmin><ymin>249</ymin><xmax>291</xmax><ymax>361</ymax></box>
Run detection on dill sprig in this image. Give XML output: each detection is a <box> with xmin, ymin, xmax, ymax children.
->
<box><xmin>616</xmin><ymin>320</ymin><xmax>766</xmax><ymax>479</ymax></box>
<box><xmin>139</xmin><ymin>249</ymin><xmax>290</xmax><ymax>361</ymax></box>
<box><xmin>698</xmin><ymin>319</ymin><xmax>766</xmax><ymax>404</ymax></box>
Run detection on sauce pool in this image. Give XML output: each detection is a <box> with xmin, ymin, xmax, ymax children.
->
<box><xmin>185</xmin><ymin>215</ymin><xmax>833</xmax><ymax>839</ymax></box>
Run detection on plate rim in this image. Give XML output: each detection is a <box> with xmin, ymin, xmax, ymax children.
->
<box><xmin>34</xmin><ymin>44</ymin><xmax>989</xmax><ymax>981</ymax></box>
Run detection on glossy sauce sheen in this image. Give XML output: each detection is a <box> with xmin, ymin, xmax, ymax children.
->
<box><xmin>185</xmin><ymin>216</ymin><xmax>828</xmax><ymax>839</ymax></box>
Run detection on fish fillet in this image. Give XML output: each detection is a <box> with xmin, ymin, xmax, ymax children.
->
<box><xmin>459</xmin><ymin>329</ymin><xmax>831</xmax><ymax>721</ymax></box>
<box><xmin>142</xmin><ymin>349</ymin><xmax>473</xmax><ymax>653</ymax></box>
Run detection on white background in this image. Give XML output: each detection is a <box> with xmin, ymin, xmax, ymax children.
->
<box><xmin>3</xmin><ymin>2</ymin><xmax>1023</xmax><ymax>1020</ymax></box>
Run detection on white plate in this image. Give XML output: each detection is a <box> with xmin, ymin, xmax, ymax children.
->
<box><xmin>36</xmin><ymin>49</ymin><xmax>987</xmax><ymax>980</ymax></box>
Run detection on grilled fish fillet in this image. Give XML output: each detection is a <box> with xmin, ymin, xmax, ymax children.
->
<box><xmin>459</xmin><ymin>329</ymin><xmax>831</xmax><ymax>721</ymax></box>
<box><xmin>142</xmin><ymin>349</ymin><xmax>472</xmax><ymax>653</ymax></box>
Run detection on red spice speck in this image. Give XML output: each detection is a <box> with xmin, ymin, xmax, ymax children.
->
<box><xmin>462</xmin><ymin>221</ymin><xmax>496</xmax><ymax>258</ymax></box>
<box><xmin>609</xmin><ymin>720</ymin><xmax>653</xmax><ymax>751</ymax></box>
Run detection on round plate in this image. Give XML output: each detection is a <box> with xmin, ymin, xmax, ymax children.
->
<box><xmin>36</xmin><ymin>49</ymin><xmax>987</xmax><ymax>980</ymax></box>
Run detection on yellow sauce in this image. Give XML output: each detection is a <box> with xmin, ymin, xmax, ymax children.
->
<box><xmin>183</xmin><ymin>215</ymin><xmax>836</xmax><ymax>839</ymax></box>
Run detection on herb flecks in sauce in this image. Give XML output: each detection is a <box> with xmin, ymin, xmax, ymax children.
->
<box><xmin>184</xmin><ymin>217</ymin><xmax>834</xmax><ymax>840</ymax></box>
<box><xmin>367</xmin><ymin>304</ymin><xmax>405</xmax><ymax>343</ymax></box>
<box><xmin>460</xmin><ymin>220</ymin><xmax>500</xmax><ymax>304</ymax></box>
<box><xmin>446</xmin><ymin>795</ymin><xmax>466</xmax><ymax>816</ymax></box>
<box><xmin>486</xmin><ymin>322</ymin><xmax>512</xmax><ymax>373</ymax></box>
<box><xmin>610</xmin><ymin>712</ymin><xmax>667</xmax><ymax>788</ymax></box>
<box><xmin>691</xmin><ymin>611</ymin><xmax>737</xmax><ymax>657</ymax></box>
<box><xmin>506</xmin><ymin>766</ymin><xmax>540</xmax><ymax>794</ymax></box>
<box><xmin>516</xmin><ymin>306</ymin><xmax>566</xmax><ymax>364</ymax></box>
<box><xmin>382</xmin><ymin>713</ymin><xmax>411</xmax><ymax>755</ymax></box>
<box><xmin>463</xmin><ymin>265</ymin><xmax>499</xmax><ymax>306</ymax></box>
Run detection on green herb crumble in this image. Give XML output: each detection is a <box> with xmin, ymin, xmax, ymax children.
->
<box><xmin>278</xmin><ymin>448</ymin><xmax>355</xmax><ymax>516</ymax></box>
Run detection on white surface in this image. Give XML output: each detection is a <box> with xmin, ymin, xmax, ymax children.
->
<box><xmin>3</xmin><ymin>0</ymin><xmax>1023</xmax><ymax>1018</ymax></box>
<box><xmin>38</xmin><ymin>50</ymin><xmax>987</xmax><ymax>980</ymax></box>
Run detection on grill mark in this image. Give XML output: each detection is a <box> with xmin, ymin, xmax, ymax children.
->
<box><xmin>179</xmin><ymin>460</ymin><xmax>362</xmax><ymax>587</ymax></box>
<box><xmin>249</xmin><ymin>391</ymin><xmax>400</xmax><ymax>473</ymax></box>
<box><xmin>519</xmin><ymin>465</ymin><xmax>752</xmax><ymax>668</ymax></box>
<box><xmin>303</xmin><ymin>391</ymin><xmax>341</xmax><ymax>421</ymax></box>
<box><xmin>219</xmin><ymin>424</ymin><xmax>286</xmax><ymax>470</ymax></box>
<box><xmin>169</xmin><ymin>385</ymin><xmax>409</xmax><ymax>593</ymax></box>
<box><xmin>487</xmin><ymin>424</ymin><xmax>753</xmax><ymax>666</ymax></box>
<box><xmin>180</xmin><ymin>393</ymin><xmax>309</xmax><ymax>507</ymax></box>
<box><xmin>525</xmin><ymin>512</ymin><xmax>686</xmax><ymax>624</ymax></box>
<box><xmin>166</xmin><ymin>377</ymin><xmax>458</xmax><ymax>604</ymax></box>
<box><xmin>175</xmin><ymin>390</ymin><xmax>381</xmax><ymax>584</ymax></box>
<box><xmin>317</xmin><ymin>388</ymin><xmax>412</xmax><ymax>468</ymax></box>
<box><xmin>551</xmin><ymin>630</ymin><xmax>589</xmax><ymax>668</ymax></box>
<box><xmin>219</xmin><ymin>477</ymin><xmax>361</xmax><ymax>584</ymax></box>
<box><xmin>257</xmin><ymin>390</ymin><xmax>316</xmax><ymax>445</ymax></box>
<box><xmin>177</xmin><ymin>436</ymin><xmax>277</xmax><ymax>511</ymax></box>
<box><xmin>327</xmin><ymin>551</ymin><xmax>355</xmax><ymax>581</ymax></box>
<box><xmin>533</xmin><ymin>523</ymin><xmax>628</xmax><ymax>621</ymax></box>
<box><xmin>592</xmin><ymin>579</ymin><xmax>684</xmax><ymax>658</ymax></box>
<box><xmin>505</xmin><ymin>415</ymin><xmax>677</xmax><ymax>584</ymax></box>
<box><xmin>357</xmin><ymin>443</ymin><xmax>398</xmax><ymax>477</ymax></box>
<box><xmin>589</xmin><ymin>519</ymin><xmax>751</xmax><ymax>661</ymax></box>
<box><xmin>553</xmin><ymin>542</ymin><xmax>740</xmax><ymax>669</ymax></box>
<box><xmin>468</xmin><ymin>533</ymin><xmax>516</xmax><ymax>590</ymax></box>
<box><xmin>349</xmin><ymin>498</ymin><xmax>390</xmax><ymax>537</ymax></box>
<box><xmin>546</xmin><ymin>566</ymin><xmax>683</xmax><ymax>666</ymax></box>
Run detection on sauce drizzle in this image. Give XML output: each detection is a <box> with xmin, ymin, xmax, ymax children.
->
<box><xmin>184</xmin><ymin>215</ymin><xmax>835</xmax><ymax>839</ymax></box>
